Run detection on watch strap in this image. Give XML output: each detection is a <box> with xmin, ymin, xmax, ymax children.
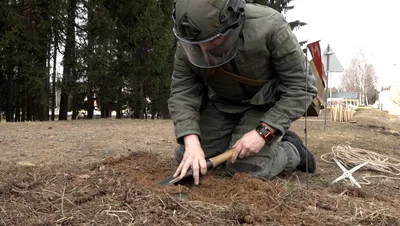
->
<box><xmin>255</xmin><ymin>124</ymin><xmax>274</xmax><ymax>142</ymax></box>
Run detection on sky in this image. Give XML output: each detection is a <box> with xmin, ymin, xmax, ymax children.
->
<box><xmin>285</xmin><ymin>0</ymin><xmax>400</xmax><ymax>89</ymax></box>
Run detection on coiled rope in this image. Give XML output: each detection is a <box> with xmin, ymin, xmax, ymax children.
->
<box><xmin>321</xmin><ymin>145</ymin><xmax>400</xmax><ymax>185</ymax></box>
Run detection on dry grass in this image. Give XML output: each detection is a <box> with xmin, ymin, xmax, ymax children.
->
<box><xmin>1</xmin><ymin>152</ymin><xmax>399</xmax><ymax>226</ymax></box>
<box><xmin>0</xmin><ymin>108</ymin><xmax>400</xmax><ymax>225</ymax></box>
<box><xmin>0</xmin><ymin>119</ymin><xmax>176</xmax><ymax>171</ymax></box>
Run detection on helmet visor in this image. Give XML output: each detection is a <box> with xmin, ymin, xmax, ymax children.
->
<box><xmin>174</xmin><ymin>26</ymin><xmax>242</xmax><ymax>68</ymax></box>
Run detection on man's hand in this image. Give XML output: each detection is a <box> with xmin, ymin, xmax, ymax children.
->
<box><xmin>173</xmin><ymin>134</ymin><xmax>207</xmax><ymax>185</ymax></box>
<box><xmin>231</xmin><ymin>124</ymin><xmax>275</xmax><ymax>163</ymax></box>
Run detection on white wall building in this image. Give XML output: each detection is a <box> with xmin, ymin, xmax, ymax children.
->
<box><xmin>379</xmin><ymin>81</ymin><xmax>400</xmax><ymax>116</ymax></box>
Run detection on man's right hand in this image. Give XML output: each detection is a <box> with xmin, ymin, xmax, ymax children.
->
<box><xmin>173</xmin><ymin>134</ymin><xmax>207</xmax><ymax>185</ymax></box>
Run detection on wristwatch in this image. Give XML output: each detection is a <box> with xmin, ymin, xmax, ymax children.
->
<box><xmin>255</xmin><ymin>124</ymin><xmax>274</xmax><ymax>142</ymax></box>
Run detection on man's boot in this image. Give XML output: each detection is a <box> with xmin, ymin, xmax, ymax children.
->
<box><xmin>282</xmin><ymin>131</ymin><xmax>316</xmax><ymax>173</ymax></box>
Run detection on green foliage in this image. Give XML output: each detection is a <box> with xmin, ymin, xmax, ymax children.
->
<box><xmin>0</xmin><ymin>0</ymin><xmax>54</xmax><ymax>121</ymax></box>
<box><xmin>0</xmin><ymin>0</ymin><xmax>303</xmax><ymax>121</ymax></box>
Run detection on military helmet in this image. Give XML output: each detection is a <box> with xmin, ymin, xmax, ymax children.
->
<box><xmin>172</xmin><ymin>0</ymin><xmax>246</xmax><ymax>68</ymax></box>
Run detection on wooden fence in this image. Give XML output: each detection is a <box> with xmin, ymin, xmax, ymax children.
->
<box><xmin>330</xmin><ymin>104</ymin><xmax>356</xmax><ymax>122</ymax></box>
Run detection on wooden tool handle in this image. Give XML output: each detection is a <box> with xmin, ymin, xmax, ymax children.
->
<box><xmin>208</xmin><ymin>148</ymin><xmax>234</xmax><ymax>168</ymax></box>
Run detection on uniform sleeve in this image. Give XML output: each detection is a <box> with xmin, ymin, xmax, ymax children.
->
<box><xmin>261</xmin><ymin>12</ymin><xmax>318</xmax><ymax>136</ymax></box>
<box><xmin>167</xmin><ymin>43</ymin><xmax>205</xmax><ymax>144</ymax></box>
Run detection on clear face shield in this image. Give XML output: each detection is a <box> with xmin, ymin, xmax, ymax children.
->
<box><xmin>173</xmin><ymin>11</ymin><xmax>244</xmax><ymax>68</ymax></box>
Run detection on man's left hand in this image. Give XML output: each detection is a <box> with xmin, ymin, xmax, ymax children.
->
<box><xmin>231</xmin><ymin>124</ymin><xmax>275</xmax><ymax>163</ymax></box>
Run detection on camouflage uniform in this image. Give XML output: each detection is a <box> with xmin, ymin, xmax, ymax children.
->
<box><xmin>168</xmin><ymin>1</ymin><xmax>318</xmax><ymax>179</ymax></box>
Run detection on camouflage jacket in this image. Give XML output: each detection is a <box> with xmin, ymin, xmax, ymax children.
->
<box><xmin>168</xmin><ymin>4</ymin><xmax>318</xmax><ymax>144</ymax></box>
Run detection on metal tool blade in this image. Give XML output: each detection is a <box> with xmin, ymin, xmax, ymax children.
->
<box><xmin>159</xmin><ymin>168</ymin><xmax>194</xmax><ymax>185</ymax></box>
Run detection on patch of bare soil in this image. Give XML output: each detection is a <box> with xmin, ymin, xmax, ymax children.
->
<box><xmin>1</xmin><ymin>108</ymin><xmax>400</xmax><ymax>225</ymax></box>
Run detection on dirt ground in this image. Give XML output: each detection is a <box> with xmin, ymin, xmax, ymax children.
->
<box><xmin>1</xmin><ymin>108</ymin><xmax>400</xmax><ymax>225</ymax></box>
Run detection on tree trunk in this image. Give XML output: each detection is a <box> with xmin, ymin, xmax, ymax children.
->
<box><xmin>59</xmin><ymin>92</ymin><xmax>69</xmax><ymax>120</ymax></box>
<box><xmin>43</xmin><ymin>42</ymin><xmax>51</xmax><ymax>121</ymax></box>
<box><xmin>21</xmin><ymin>97</ymin><xmax>26</xmax><ymax>122</ymax></box>
<box><xmin>116</xmin><ymin>87</ymin><xmax>122</xmax><ymax>119</ymax></box>
<box><xmin>87</xmin><ymin>85</ymin><xmax>94</xmax><ymax>119</ymax></box>
<box><xmin>39</xmin><ymin>55</ymin><xmax>50</xmax><ymax>121</ymax></box>
<box><xmin>101</xmin><ymin>104</ymin><xmax>105</xmax><ymax>118</ymax></box>
<box><xmin>59</xmin><ymin>0</ymin><xmax>77</xmax><ymax>120</ymax></box>
<box><xmin>6</xmin><ymin>71</ymin><xmax>14</xmax><ymax>122</ymax></box>
<box><xmin>87</xmin><ymin>84</ymin><xmax>95</xmax><ymax>118</ymax></box>
<box><xmin>161</xmin><ymin>109</ymin><xmax>171</xmax><ymax>119</ymax></box>
<box><xmin>86</xmin><ymin>0</ymin><xmax>95</xmax><ymax>119</ymax></box>
<box><xmin>0</xmin><ymin>68</ymin><xmax>2</xmax><ymax>122</ymax></box>
<box><xmin>106</xmin><ymin>103</ymin><xmax>111</xmax><ymax>118</ymax></box>
<box><xmin>0</xmin><ymin>90</ymin><xmax>2</xmax><ymax>122</ymax></box>
<box><xmin>27</xmin><ymin>96</ymin><xmax>33</xmax><ymax>121</ymax></box>
<box><xmin>101</xmin><ymin>103</ymin><xmax>111</xmax><ymax>118</ymax></box>
<box><xmin>33</xmin><ymin>100</ymin><xmax>40</xmax><ymax>121</ymax></box>
<box><xmin>52</xmin><ymin>25</ymin><xmax>58</xmax><ymax>121</ymax></box>
<box><xmin>15</xmin><ymin>97</ymin><xmax>21</xmax><ymax>122</ymax></box>
<box><xmin>133</xmin><ymin>83</ymin><xmax>145</xmax><ymax>119</ymax></box>
<box><xmin>34</xmin><ymin>1</ymin><xmax>51</xmax><ymax>122</ymax></box>
<box><xmin>116</xmin><ymin>109</ymin><xmax>122</xmax><ymax>119</ymax></box>
<box><xmin>71</xmin><ymin>94</ymin><xmax>78</xmax><ymax>120</ymax></box>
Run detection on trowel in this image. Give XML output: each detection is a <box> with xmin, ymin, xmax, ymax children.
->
<box><xmin>159</xmin><ymin>148</ymin><xmax>234</xmax><ymax>185</ymax></box>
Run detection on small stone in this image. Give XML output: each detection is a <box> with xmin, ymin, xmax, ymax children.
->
<box><xmin>78</xmin><ymin>174</ymin><xmax>90</xmax><ymax>179</ymax></box>
<box><xmin>243</xmin><ymin>215</ymin><xmax>253</xmax><ymax>224</ymax></box>
<box><xmin>16</xmin><ymin>161</ymin><xmax>36</xmax><ymax>167</ymax></box>
<box><xmin>99</xmin><ymin>165</ymin><xmax>106</xmax><ymax>171</ymax></box>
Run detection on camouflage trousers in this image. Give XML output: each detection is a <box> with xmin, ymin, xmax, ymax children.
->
<box><xmin>175</xmin><ymin>102</ymin><xmax>301</xmax><ymax>180</ymax></box>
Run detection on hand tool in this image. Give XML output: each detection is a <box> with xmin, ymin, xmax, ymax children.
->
<box><xmin>159</xmin><ymin>148</ymin><xmax>234</xmax><ymax>185</ymax></box>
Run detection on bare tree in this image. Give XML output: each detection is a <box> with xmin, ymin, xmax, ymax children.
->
<box><xmin>340</xmin><ymin>50</ymin><xmax>378</xmax><ymax>106</ymax></box>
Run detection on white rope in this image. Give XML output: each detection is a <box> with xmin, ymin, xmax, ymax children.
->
<box><xmin>321</xmin><ymin>145</ymin><xmax>400</xmax><ymax>185</ymax></box>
